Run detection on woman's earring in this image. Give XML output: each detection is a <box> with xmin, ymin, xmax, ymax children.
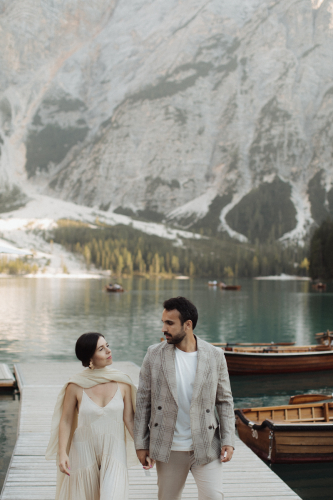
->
<box><xmin>89</xmin><ymin>360</ymin><xmax>94</xmax><ymax>370</ymax></box>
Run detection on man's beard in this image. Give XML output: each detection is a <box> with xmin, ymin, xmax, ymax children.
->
<box><xmin>165</xmin><ymin>328</ymin><xmax>186</xmax><ymax>344</ymax></box>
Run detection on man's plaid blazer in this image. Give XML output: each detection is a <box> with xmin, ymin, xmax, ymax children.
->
<box><xmin>134</xmin><ymin>335</ymin><xmax>235</xmax><ymax>465</ymax></box>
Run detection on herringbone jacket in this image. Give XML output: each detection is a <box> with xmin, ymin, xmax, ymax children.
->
<box><xmin>134</xmin><ymin>336</ymin><xmax>235</xmax><ymax>465</ymax></box>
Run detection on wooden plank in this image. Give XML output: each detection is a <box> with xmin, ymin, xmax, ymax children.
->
<box><xmin>0</xmin><ymin>364</ymin><xmax>15</xmax><ymax>387</ymax></box>
<box><xmin>269</xmin><ymin>430</ymin><xmax>333</xmax><ymax>438</ymax></box>
<box><xmin>1</xmin><ymin>362</ymin><xmax>302</xmax><ymax>500</ymax></box>
<box><xmin>277</xmin><ymin>436</ymin><xmax>333</xmax><ymax>445</ymax></box>
<box><xmin>276</xmin><ymin>444</ymin><xmax>333</xmax><ymax>453</ymax></box>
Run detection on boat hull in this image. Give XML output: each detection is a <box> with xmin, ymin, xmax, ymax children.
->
<box><xmin>224</xmin><ymin>350</ymin><xmax>333</xmax><ymax>375</ymax></box>
<box><xmin>236</xmin><ymin>412</ymin><xmax>333</xmax><ymax>463</ymax></box>
<box><xmin>105</xmin><ymin>286</ymin><xmax>124</xmax><ymax>293</ymax></box>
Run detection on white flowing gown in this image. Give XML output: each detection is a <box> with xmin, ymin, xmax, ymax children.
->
<box><xmin>59</xmin><ymin>385</ymin><xmax>128</xmax><ymax>500</ymax></box>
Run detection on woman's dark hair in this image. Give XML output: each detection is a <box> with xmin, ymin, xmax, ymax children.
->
<box><xmin>75</xmin><ymin>332</ymin><xmax>105</xmax><ymax>367</ymax></box>
<box><xmin>163</xmin><ymin>296</ymin><xmax>198</xmax><ymax>330</ymax></box>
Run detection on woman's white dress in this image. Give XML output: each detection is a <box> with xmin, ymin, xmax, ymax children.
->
<box><xmin>59</xmin><ymin>385</ymin><xmax>128</xmax><ymax>500</ymax></box>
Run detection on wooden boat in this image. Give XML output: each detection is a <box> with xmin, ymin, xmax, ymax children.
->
<box><xmin>289</xmin><ymin>393</ymin><xmax>333</xmax><ymax>405</ymax></box>
<box><xmin>219</xmin><ymin>282</ymin><xmax>241</xmax><ymax>291</ymax></box>
<box><xmin>105</xmin><ymin>284</ymin><xmax>124</xmax><ymax>293</ymax></box>
<box><xmin>312</xmin><ymin>282</ymin><xmax>327</xmax><ymax>291</ymax></box>
<box><xmin>316</xmin><ymin>330</ymin><xmax>333</xmax><ymax>346</ymax></box>
<box><xmin>235</xmin><ymin>401</ymin><xmax>333</xmax><ymax>463</ymax></box>
<box><xmin>161</xmin><ymin>339</ymin><xmax>295</xmax><ymax>348</ymax></box>
<box><xmin>221</xmin><ymin>344</ymin><xmax>333</xmax><ymax>375</ymax></box>
<box><xmin>212</xmin><ymin>342</ymin><xmax>295</xmax><ymax>347</ymax></box>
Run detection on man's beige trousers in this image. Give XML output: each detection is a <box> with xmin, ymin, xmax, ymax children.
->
<box><xmin>156</xmin><ymin>451</ymin><xmax>224</xmax><ymax>500</ymax></box>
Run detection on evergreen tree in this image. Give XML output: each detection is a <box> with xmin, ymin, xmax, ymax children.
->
<box><xmin>83</xmin><ymin>245</ymin><xmax>91</xmax><ymax>269</ymax></box>
<box><xmin>309</xmin><ymin>219</ymin><xmax>333</xmax><ymax>279</ymax></box>
<box><xmin>171</xmin><ymin>255</ymin><xmax>179</xmax><ymax>273</ymax></box>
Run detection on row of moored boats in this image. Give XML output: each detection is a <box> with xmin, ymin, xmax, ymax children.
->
<box><xmin>215</xmin><ymin>330</ymin><xmax>333</xmax><ymax>464</ymax></box>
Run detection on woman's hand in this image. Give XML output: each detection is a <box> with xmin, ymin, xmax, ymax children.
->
<box><xmin>144</xmin><ymin>456</ymin><xmax>156</xmax><ymax>470</ymax></box>
<box><xmin>137</xmin><ymin>449</ymin><xmax>156</xmax><ymax>469</ymax></box>
<box><xmin>59</xmin><ymin>453</ymin><xmax>71</xmax><ymax>475</ymax></box>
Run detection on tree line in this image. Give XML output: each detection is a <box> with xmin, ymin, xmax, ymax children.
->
<box><xmin>309</xmin><ymin>218</ymin><xmax>333</xmax><ymax>279</ymax></box>
<box><xmin>48</xmin><ymin>220</ymin><xmax>309</xmax><ymax>278</ymax></box>
<box><xmin>0</xmin><ymin>257</ymin><xmax>39</xmax><ymax>275</ymax></box>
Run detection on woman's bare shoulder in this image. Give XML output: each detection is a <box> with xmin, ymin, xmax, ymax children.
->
<box><xmin>66</xmin><ymin>383</ymin><xmax>82</xmax><ymax>395</ymax></box>
<box><xmin>118</xmin><ymin>381</ymin><xmax>131</xmax><ymax>395</ymax></box>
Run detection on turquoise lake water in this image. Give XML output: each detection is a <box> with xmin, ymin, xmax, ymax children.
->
<box><xmin>0</xmin><ymin>277</ymin><xmax>333</xmax><ymax>497</ymax></box>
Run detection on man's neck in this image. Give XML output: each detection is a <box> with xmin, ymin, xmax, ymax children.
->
<box><xmin>176</xmin><ymin>333</ymin><xmax>197</xmax><ymax>353</ymax></box>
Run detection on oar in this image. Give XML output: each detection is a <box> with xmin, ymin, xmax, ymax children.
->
<box><xmin>289</xmin><ymin>393</ymin><xmax>333</xmax><ymax>405</ymax></box>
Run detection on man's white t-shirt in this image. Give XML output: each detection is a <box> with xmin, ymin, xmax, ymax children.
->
<box><xmin>171</xmin><ymin>347</ymin><xmax>198</xmax><ymax>451</ymax></box>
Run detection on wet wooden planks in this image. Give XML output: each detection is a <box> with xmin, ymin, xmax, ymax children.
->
<box><xmin>1</xmin><ymin>362</ymin><xmax>301</xmax><ymax>500</ymax></box>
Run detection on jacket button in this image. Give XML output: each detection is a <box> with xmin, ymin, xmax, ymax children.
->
<box><xmin>206</xmin><ymin>409</ymin><xmax>210</xmax><ymax>413</ymax></box>
<box><xmin>208</xmin><ymin>425</ymin><xmax>212</xmax><ymax>429</ymax></box>
<box><xmin>154</xmin><ymin>423</ymin><xmax>158</xmax><ymax>427</ymax></box>
<box><xmin>158</xmin><ymin>406</ymin><xmax>162</xmax><ymax>410</ymax></box>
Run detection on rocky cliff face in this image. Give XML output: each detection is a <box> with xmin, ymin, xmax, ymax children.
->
<box><xmin>1</xmin><ymin>0</ymin><xmax>333</xmax><ymax>243</ymax></box>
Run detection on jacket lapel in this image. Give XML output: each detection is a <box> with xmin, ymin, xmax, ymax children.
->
<box><xmin>162</xmin><ymin>342</ymin><xmax>178</xmax><ymax>405</ymax></box>
<box><xmin>191</xmin><ymin>336</ymin><xmax>209</xmax><ymax>407</ymax></box>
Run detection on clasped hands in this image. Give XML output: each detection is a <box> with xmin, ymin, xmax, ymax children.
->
<box><xmin>136</xmin><ymin>445</ymin><xmax>234</xmax><ymax>469</ymax></box>
<box><xmin>136</xmin><ymin>449</ymin><xmax>155</xmax><ymax>470</ymax></box>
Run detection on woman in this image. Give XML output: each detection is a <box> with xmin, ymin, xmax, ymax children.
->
<box><xmin>45</xmin><ymin>332</ymin><xmax>153</xmax><ymax>500</ymax></box>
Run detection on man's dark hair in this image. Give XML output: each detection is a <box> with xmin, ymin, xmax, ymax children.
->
<box><xmin>163</xmin><ymin>296</ymin><xmax>198</xmax><ymax>329</ymax></box>
<box><xmin>75</xmin><ymin>332</ymin><xmax>105</xmax><ymax>367</ymax></box>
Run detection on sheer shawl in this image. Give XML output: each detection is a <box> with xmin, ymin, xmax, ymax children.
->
<box><xmin>45</xmin><ymin>366</ymin><xmax>139</xmax><ymax>499</ymax></box>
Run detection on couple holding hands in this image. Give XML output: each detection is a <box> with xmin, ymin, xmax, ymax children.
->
<box><xmin>46</xmin><ymin>296</ymin><xmax>235</xmax><ymax>500</ymax></box>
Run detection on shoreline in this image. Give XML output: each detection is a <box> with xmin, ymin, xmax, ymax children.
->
<box><xmin>254</xmin><ymin>274</ymin><xmax>311</xmax><ymax>281</ymax></box>
<box><xmin>0</xmin><ymin>273</ymin><xmax>312</xmax><ymax>280</ymax></box>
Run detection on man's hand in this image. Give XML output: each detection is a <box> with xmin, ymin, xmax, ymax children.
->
<box><xmin>136</xmin><ymin>449</ymin><xmax>156</xmax><ymax>469</ymax></box>
<box><xmin>220</xmin><ymin>445</ymin><xmax>234</xmax><ymax>463</ymax></box>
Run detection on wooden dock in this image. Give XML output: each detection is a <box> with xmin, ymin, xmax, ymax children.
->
<box><xmin>1</xmin><ymin>362</ymin><xmax>302</xmax><ymax>500</ymax></box>
<box><xmin>0</xmin><ymin>364</ymin><xmax>15</xmax><ymax>388</ymax></box>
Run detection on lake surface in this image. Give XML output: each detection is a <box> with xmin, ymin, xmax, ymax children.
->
<box><xmin>0</xmin><ymin>277</ymin><xmax>333</xmax><ymax>497</ymax></box>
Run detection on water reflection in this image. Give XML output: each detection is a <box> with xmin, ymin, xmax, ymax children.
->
<box><xmin>272</xmin><ymin>463</ymin><xmax>333</xmax><ymax>500</ymax></box>
<box><xmin>0</xmin><ymin>278</ymin><xmax>332</xmax><ymax>368</ymax></box>
<box><xmin>231</xmin><ymin>371</ymin><xmax>333</xmax><ymax>402</ymax></box>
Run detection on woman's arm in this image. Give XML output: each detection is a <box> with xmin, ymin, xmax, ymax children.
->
<box><xmin>121</xmin><ymin>383</ymin><xmax>135</xmax><ymax>440</ymax></box>
<box><xmin>58</xmin><ymin>383</ymin><xmax>78</xmax><ymax>475</ymax></box>
<box><xmin>121</xmin><ymin>382</ymin><xmax>155</xmax><ymax>469</ymax></box>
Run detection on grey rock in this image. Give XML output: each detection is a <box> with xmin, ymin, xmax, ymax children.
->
<box><xmin>0</xmin><ymin>0</ymin><xmax>333</xmax><ymax>242</ymax></box>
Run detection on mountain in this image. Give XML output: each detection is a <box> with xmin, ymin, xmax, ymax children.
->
<box><xmin>1</xmin><ymin>0</ymin><xmax>333</xmax><ymax>244</ymax></box>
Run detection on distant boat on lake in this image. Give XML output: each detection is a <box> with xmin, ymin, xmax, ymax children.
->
<box><xmin>207</xmin><ymin>281</ymin><xmax>241</xmax><ymax>290</ymax></box>
<box><xmin>235</xmin><ymin>400</ymin><xmax>333</xmax><ymax>463</ymax></box>
<box><xmin>312</xmin><ymin>282</ymin><xmax>327</xmax><ymax>291</ymax></box>
<box><xmin>105</xmin><ymin>283</ymin><xmax>124</xmax><ymax>293</ymax></box>
<box><xmin>220</xmin><ymin>344</ymin><xmax>333</xmax><ymax>375</ymax></box>
<box><xmin>219</xmin><ymin>282</ymin><xmax>241</xmax><ymax>291</ymax></box>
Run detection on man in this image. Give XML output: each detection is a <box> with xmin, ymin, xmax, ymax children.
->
<box><xmin>134</xmin><ymin>296</ymin><xmax>235</xmax><ymax>500</ymax></box>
